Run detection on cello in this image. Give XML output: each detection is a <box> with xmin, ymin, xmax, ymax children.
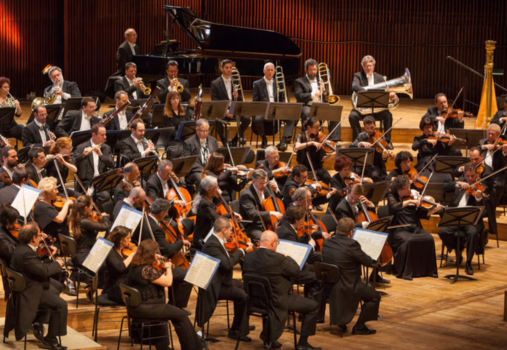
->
<box><xmin>160</xmin><ymin>218</ymin><xmax>190</xmax><ymax>270</ymax></box>
<box><xmin>216</xmin><ymin>192</ymin><xmax>253</xmax><ymax>252</ymax></box>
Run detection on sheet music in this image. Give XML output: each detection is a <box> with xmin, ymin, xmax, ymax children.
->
<box><xmin>276</xmin><ymin>239</ymin><xmax>312</xmax><ymax>269</ymax></box>
<box><xmin>111</xmin><ymin>206</ymin><xmax>143</xmax><ymax>232</ymax></box>
<box><xmin>352</xmin><ymin>228</ymin><xmax>389</xmax><ymax>261</ymax></box>
<box><xmin>184</xmin><ymin>251</ymin><xmax>220</xmax><ymax>290</ymax></box>
<box><xmin>11</xmin><ymin>185</ymin><xmax>41</xmax><ymax>218</ymax></box>
<box><xmin>82</xmin><ymin>237</ymin><xmax>114</xmax><ymax>274</ymax></box>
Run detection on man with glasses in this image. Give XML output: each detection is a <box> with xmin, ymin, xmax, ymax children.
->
<box><xmin>115</xmin><ymin>28</ymin><xmax>140</xmax><ymax>76</ymax></box>
<box><xmin>256</xmin><ymin>146</ymin><xmax>291</xmax><ymax>189</ymax></box>
<box><xmin>183</xmin><ymin>119</ymin><xmax>219</xmax><ymax>191</ymax></box>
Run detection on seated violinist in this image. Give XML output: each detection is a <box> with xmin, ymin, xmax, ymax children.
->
<box><xmin>202</xmin><ymin>152</ymin><xmax>252</xmax><ymax>204</ymax></box>
<box><xmin>256</xmin><ymin>146</ymin><xmax>291</xmax><ymax>190</ymax></box>
<box><xmin>329</xmin><ymin>155</ymin><xmax>353</xmax><ymax>212</ymax></box>
<box><xmin>412</xmin><ymin>117</ymin><xmax>456</xmax><ymax>171</ymax></box>
<box><xmin>422</xmin><ymin>93</ymin><xmax>465</xmax><ymax>133</ymax></box>
<box><xmin>45</xmin><ymin>137</ymin><xmax>78</xmax><ymax>198</ymax></box>
<box><xmin>452</xmin><ymin>147</ymin><xmax>493</xmax><ymax>180</ymax></box>
<box><xmin>137</xmin><ymin>198</ymin><xmax>193</xmax><ymax>310</ymax></box>
<box><xmin>199</xmin><ymin>217</ymin><xmax>253</xmax><ymax>342</ymax></box>
<box><xmin>0</xmin><ymin>204</ymin><xmax>20</xmax><ymax>265</ymax></box>
<box><xmin>113</xmin><ymin>162</ymin><xmax>142</xmax><ymax>205</ymax></box>
<box><xmin>239</xmin><ymin>169</ymin><xmax>283</xmax><ymax>240</ymax></box>
<box><xmin>350</xmin><ymin>116</ymin><xmax>388</xmax><ymax>181</ymax></box>
<box><xmin>0</xmin><ymin>146</ymin><xmax>19</xmax><ymax>189</ymax></box>
<box><xmin>491</xmin><ymin>95</ymin><xmax>507</xmax><ymax>135</ymax></box>
<box><xmin>388</xmin><ymin>151</ymin><xmax>414</xmax><ymax>180</ymax></box>
<box><xmin>439</xmin><ymin>164</ymin><xmax>488</xmax><ymax>276</ymax></box>
<box><xmin>112</xmin><ymin>186</ymin><xmax>146</xmax><ymax>222</ymax></box>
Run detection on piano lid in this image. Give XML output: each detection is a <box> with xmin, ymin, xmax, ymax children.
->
<box><xmin>164</xmin><ymin>5</ymin><xmax>301</xmax><ymax>58</ymax></box>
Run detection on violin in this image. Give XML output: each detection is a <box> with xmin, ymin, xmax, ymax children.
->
<box><xmin>1</xmin><ymin>172</ymin><xmax>12</xmax><ymax>185</ymax></box>
<box><xmin>161</xmin><ymin>219</ymin><xmax>190</xmax><ymax>270</ymax></box>
<box><xmin>343</xmin><ymin>172</ymin><xmax>373</xmax><ymax>186</ymax></box>
<box><xmin>442</xmin><ymin>108</ymin><xmax>474</xmax><ymax>120</ymax></box>
<box><xmin>53</xmin><ymin>195</ymin><xmax>77</xmax><ymax>210</ymax></box>
<box><xmin>428</xmin><ymin>131</ymin><xmax>466</xmax><ymax>144</ymax></box>
<box><xmin>419</xmin><ymin>195</ymin><xmax>447</xmax><ymax>209</ymax></box>
<box><xmin>465</xmin><ymin>183</ymin><xmax>489</xmax><ymax>199</ymax></box>
<box><xmin>297</xmin><ymin>210</ymin><xmax>327</xmax><ymax>252</ymax></box>
<box><xmin>272</xmin><ymin>162</ymin><xmax>293</xmax><ymax>179</ymax></box>
<box><xmin>404</xmin><ymin>168</ymin><xmax>428</xmax><ymax>190</ymax></box>
<box><xmin>309</xmin><ymin>131</ymin><xmax>337</xmax><ymax>154</ymax></box>
<box><xmin>36</xmin><ymin>236</ymin><xmax>57</xmax><ymax>259</ymax></box>
<box><xmin>476</xmin><ymin>163</ymin><xmax>485</xmax><ymax>177</ymax></box>
<box><xmin>152</xmin><ymin>256</ymin><xmax>173</xmax><ymax>271</ymax></box>
<box><xmin>121</xmin><ymin>242</ymin><xmax>137</xmax><ymax>258</ymax></box>
<box><xmin>368</xmin><ymin>131</ymin><xmax>394</xmax><ymax>158</ymax></box>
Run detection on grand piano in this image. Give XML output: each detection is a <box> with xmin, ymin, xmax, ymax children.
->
<box><xmin>133</xmin><ymin>5</ymin><xmax>301</xmax><ymax>85</ymax></box>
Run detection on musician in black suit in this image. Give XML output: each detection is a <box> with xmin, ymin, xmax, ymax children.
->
<box><xmin>0</xmin><ymin>205</ymin><xmax>19</xmax><ymax>265</ymax></box>
<box><xmin>239</xmin><ymin>169</ymin><xmax>283</xmax><ymax>240</ymax></box>
<box><xmin>281</xmin><ymin>164</ymin><xmax>332</xmax><ymax>209</ymax></box>
<box><xmin>55</xmin><ymin>97</ymin><xmax>100</xmax><ymax>137</ymax></box>
<box><xmin>5</xmin><ymin>223</ymin><xmax>68</xmax><ymax>350</ymax></box>
<box><xmin>44</xmin><ymin>66</ymin><xmax>81</xmax><ymax>105</ymax></box>
<box><xmin>119</xmin><ymin>120</ymin><xmax>158</xmax><ymax>162</ymax></box>
<box><xmin>422</xmin><ymin>93</ymin><xmax>465</xmax><ymax>133</ymax></box>
<box><xmin>491</xmin><ymin>95</ymin><xmax>507</xmax><ymax>135</ymax></box>
<box><xmin>115</xmin><ymin>28</ymin><xmax>140</xmax><ymax>76</ymax></box>
<box><xmin>22</xmin><ymin>106</ymin><xmax>56</xmax><ymax>148</ymax></box>
<box><xmin>252</xmin><ymin>63</ymin><xmax>287</xmax><ymax>149</ymax></box>
<box><xmin>0</xmin><ymin>146</ymin><xmax>18</xmax><ymax>189</ymax></box>
<box><xmin>103</xmin><ymin>91</ymin><xmax>134</xmax><ymax>131</ymax></box>
<box><xmin>113</xmin><ymin>162</ymin><xmax>141</xmax><ymax>205</ymax></box>
<box><xmin>112</xmin><ymin>187</ymin><xmax>146</xmax><ymax>223</ymax></box>
<box><xmin>146</xmin><ymin>160</ymin><xmax>185</xmax><ymax>200</ymax></box>
<box><xmin>0</xmin><ymin>168</ymin><xmax>28</xmax><ymax>206</ymax></box>
<box><xmin>157</xmin><ymin>60</ymin><xmax>191</xmax><ymax>104</ymax></box>
<box><xmin>451</xmin><ymin>147</ymin><xmax>493</xmax><ymax>181</ymax></box>
<box><xmin>244</xmin><ymin>231</ymin><xmax>321</xmax><ymax>350</ymax></box>
<box><xmin>439</xmin><ymin>164</ymin><xmax>490</xmax><ymax>276</ymax></box>
<box><xmin>256</xmin><ymin>146</ymin><xmax>291</xmax><ymax>190</ymax></box>
<box><xmin>198</xmin><ymin>217</ymin><xmax>253</xmax><ymax>341</ymax></box>
<box><xmin>323</xmin><ymin>218</ymin><xmax>380</xmax><ymax>335</ymax></box>
<box><xmin>294</xmin><ymin>58</ymin><xmax>341</xmax><ymax>144</ymax></box>
<box><xmin>72</xmin><ymin>124</ymin><xmax>114</xmax><ymax>195</ymax></box>
<box><xmin>335</xmin><ymin>184</ymin><xmax>376</xmax><ymax>228</ymax></box>
<box><xmin>26</xmin><ymin>147</ymin><xmax>48</xmax><ymax>185</ymax></box>
<box><xmin>479</xmin><ymin>123</ymin><xmax>507</xmax><ymax>207</ymax></box>
<box><xmin>114</xmin><ymin>62</ymin><xmax>149</xmax><ymax>100</ymax></box>
<box><xmin>210</xmin><ymin>59</ymin><xmax>251</xmax><ymax>146</ymax></box>
<box><xmin>182</xmin><ymin>119</ymin><xmax>219</xmax><ymax>190</ymax></box>
<box><xmin>349</xmin><ymin>55</ymin><xmax>393</xmax><ymax>145</ymax></box>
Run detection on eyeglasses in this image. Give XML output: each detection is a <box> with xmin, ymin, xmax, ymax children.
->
<box><xmin>198</xmin><ymin>129</ymin><xmax>210</xmax><ymax>133</ymax></box>
<box><xmin>274</xmin><ymin>240</ymin><xmax>280</xmax><ymax>246</ymax></box>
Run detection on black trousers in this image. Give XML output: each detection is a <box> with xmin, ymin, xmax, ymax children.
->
<box><xmin>218</xmin><ymin>279</ymin><xmax>249</xmax><ymax>331</ymax></box>
<box><xmin>356</xmin><ymin>283</ymin><xmax>381</xmax><ymax>325</ymax></box>
<box><xmin>245</xmin><ymin>223</ymin><xmax>264</xmax><ymax>241</ymax></box>
<box><xmin>215</xmin><ymin>116</ymin><xmax>251</xmax><ymax>144</ymax></box>
<box><xmin>438</xmin><ymin>223</ymin><xmax>482</xmax><ymax>262</ymax></box>
<box><xmin>349</xmin><ymin>109</ymin><xmax>393</xmax><ymax>141</ymax></box>
<box><xmin>37</xmin><ymin>287</ymin><xmax>68</xmax><ymax>338</ymax></box>
<box><xmin>170</xmin><ymin>265</ymin><xmax>193</xmax><ymax>308</ymax></box>
<box><xmin>288</xmin><ymin>294</ymin><xmax>319</xmax><ymax>336</ymax></box>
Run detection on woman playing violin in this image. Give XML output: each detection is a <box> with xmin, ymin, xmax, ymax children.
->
<box><xmin>0</xmin><ymin>204</ymin><xmax>20</xmax><ymax>264</ymax></box>
<box><xmin>387</xmin><ymin>176</ymin><xmax>442</xmax><ymax>280</ymax></box>
<box><xmin>388</xmin><ymin>151</ymin><xmax>414</xmax><ymax>180</ymax></box>
<box><xmin>412</xmin><ymin>117</ymin><xmax>455</xmax><ymax>171</ymax></box>
<box><xmin>104</xmin><ymin>226</ymin><xmax>135</xmax><ymax>304</ymax></box>
<box><xmin>164</xmin><ymin>91</ymin><xmax>192</xmax><ymax>140</ymax></box>
<box><xmin>202</xmin><ymin>152</ymin><xmax>252</xmax><ymax>204</ymax></box>
<box><xmin>45</xmin><ymin>137</ymin><xmax>79</xmax><ymax>197</ymax></box>
<box><xmin>256</xmin><ymin>146</ymin><xmax>292</xmax><ymax>189</ymax></box>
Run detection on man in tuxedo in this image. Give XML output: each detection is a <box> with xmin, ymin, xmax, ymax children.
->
<box><xmin>5</xmin><ymin>223</ymin><xmax>68</xmax><ymax>350</ymax></box>
<box><xmin>491</xmin><ymin>95</ymin><xmax>507</xmax><ymax>135</ymax></box>
<box><xmin>422</xmin><ymin>93</ymin><xmax>465</xmax><ymax>133</ymax></box>
<box><xmin>0</xmin><ymin>146</ymin><xmax>18</xmax><ymax>189</ymax></box>
<box><xmin>26</xmin><ymin>147</ymin><xmax>48</xmax><ymax>185</ymax></box>
<box><xmin>294</xmin><ymin>58</ymin><xmax>341</xmax><ymax>144</ymax></box>
<box><xmin>335</xmin><ymin>184</ymin><xmax>376</xmax><ymax>229</ymax></box>
<box><xmin>239</xmin><ymin>169</ymin><xmax>283</xmax><ymax>240</ymax></box>
<box><xmin>113</xmin><ymin>162</ymin><xmax>141</xmax><ymax>205</ymax></box>
<box><xmin>182</xmin><ymin>119</ymin><xmax>219</xmax><ymax>190</ymax></box>
<box><xmin>349</xmin><ymin>55</ymin><xmax>393</xmax><ymax>145</ymax></box>
<box><xmin>114</xmin><ymin>62</ymin><xmax>148</xmax><ymax>101</ymax></box>
<box><xmin>210</xmin><ymin>59</ymin><xmax>251</xmax><ymax>146</ymax></box>
<box><xmin>0</xmin><ymin>168</ymin><xmax>29</xmax><ymax>206</ymax></box>
<box><xmin>157</xmin><ymin>60</ymin><xmax>191</xmax><ymax>104</ymax></box>
<box><xmin>72</xmin><ymin>124</ymin><xmax>114</xmax><ymax>194</ymax></box>
<box><xmin>55</xmin><ymin>97</ymin><xmax>100</xmax><ymax>137</ymax></box>
<box><xmin>103</xmin><ymin>91</ymin><xmax>134</xmax><ymax>131</ymax></box>
<box><xmin>44</xmin><ymin>66</ymin><xmax>82</xmax><ymax>105</ymax></box>
<box><xmin>322</xmin><ymin>218</ymin><xmax>380</xmax><ymax>336</ymax></box>
<box><xmin>112</xmin><ymin>186</ymin><xmax>146</xmax><ymax>222</ymax></box>
<box><xmin>479</xmin><ymin>123</ymin><xmax>507</xmax><ymax>207</ymax></box>
<box><xmin>256</xmin><ymin>146</ymin><xmax>291</xmax><ymax>190</ymax></box>
<box><xmin>244</xmin><ymin>230</ymin><xmax>321</xmax><ymax>350</ymax></box>
<box><xmin>120</xmin><ymin>120</ymin><xmax>157</xmax><ymax>162</ymax></box>
<box><xmin>146</xmin><ymin>159</ymin><xmax>185</xmax><ymax>201</ymax></box>
<box><xmin>281</xmin><ymin>164</ymin><xmax>331</xmax><ymax>209</ymax></box>
<box><xmin>22</xmin><ymin>106</ymin><xmax>56</xmax><ymax>148</ymax></box>
<box><xmin>199</xmin><ymin>217</ymin><xmax>253</xmax><ymax>341</ymax></box>
<box><xmin>115</xmin><ymin>28</ymin><xmax>140</xmax><ymax>76</ymax></box>
<box><xmin>252</xmin><ymin>62</ymin><xmax>286</xmax><ymax>149</ymax></box>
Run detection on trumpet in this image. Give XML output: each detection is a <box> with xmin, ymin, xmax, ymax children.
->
<box><xmin>172</xmin><ymin>78</ymin><xmax>184</xmax><ymax>93</ymax></box>
<box><xmin>318</xmin><ymin>63</ymin><xmax>340</xmax><ymax>104</ymax></box>
<box><xmin>136</xmin><ymin>77</ymin><xmax>151</xmax><ymax>95</ymax></box>
<box><xmin>231</xmin><ymin>67</ymin><xmax>244</xmax><ymax>101</ymax></box>
<box><xmin>1</xmin><ymin>93</ymin><xmax>16</xmax><ymax>108</ymax></box>
<box><xmin>275</xmin><ymin>66</ymin><xmax>288</xmax><ymax>103</ymax></box>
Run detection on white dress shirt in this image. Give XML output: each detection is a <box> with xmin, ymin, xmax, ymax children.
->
<box><xmin>367</xmin><ymin>74</ymin><xmax>374</xmax><ymax>86</ymax></box>
<box><xmin>90</xmin><ymin>139</ymin><xmax>100</xmax><ymax>177</ymax></box>
<box><xmin>125</xmin><ymin>76</ymin><xmax>138</xmax><ymax>100</ymax></box>
<box><xmin>79</xmin><ymin>110</ymin><xmax>92</xmax><ymax>131</ymax></box>
<box><xmin>436</xmin><ymin>110</ymin><xmax>445</xmax><ymax>134</ymax></box>
<box><xmin>222</xmin><ymin>75</ymin><xmax>232</xmax><ymax>100</ymax></box>
<box><xmin>131</xmin><ymin>135</ymin><xmax>146</xmax><ymax>157</ymax></box>
<box><xmin>128</xmin><ymin>42</ymin><xmax>136</xmax><ymax>56</ymax></box>
<box><xmin>254</xmin><ymin>186</ymin><xmax>265</xmax><ymax>202</ymax></box>
<box><xmin>118</xmin><ymin>111</ymin><xmax>128</xmax><ymax>130</ymax></box>
<box><xmin>2</xmin><ymin>166</ymin><xmax>12</xmax><ymax>179</ymax></box>
<box><xmin>53</xmin><ymin>79</ymin><xmax>71</xmax><ymax>104</ymax></box>
<box><xmin>264</xmin><ymin>77</ymin><xmax>275</xmax><ymax>102</ymax></box>
<box><xmin>157</xmin><ymin>173</ymin><xmax>170</xmax><ymax>197</ymax></box>
<box><xmin>34</xmin><ymin>120</ymin><xmax>48</xmax><ymax>144</ymax></box>
<box><xmin>307</xmin><ymin>75</ymin><xmax>320</xmax><ymax>104</ymax></box>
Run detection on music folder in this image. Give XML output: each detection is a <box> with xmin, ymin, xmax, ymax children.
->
<box><xmin>184</xmin><ymin>251</ymin><xmax>221</xmax><ymax>290</ymax></box>
<box><xmin>80</xmin><ymin>237</ymin><xmax>114</xmax><ymax>278</ymax></box>
<box><xmin>276</xmin><ymin>239</ymin><xmax>312</xmax><ymax>269</ymax></box>
<box><xmin>352</xmin><ymin>228</ymin><xmax>389</xmax><ymax>265</ymax></box>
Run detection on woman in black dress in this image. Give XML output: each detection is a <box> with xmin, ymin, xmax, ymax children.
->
<box><xmin>45</xmin><ymin>137</ymin><xmax>79</xmax><ymax>197</ymax></box>
<box><xmin>103</xmin><ymin>226</ymin><xmax>135</xmax><ymax>303</ymax></box>
<box><xmin>164</xmin><ymin>91</ymin><xmax>192</xmax><ymax>139</ymax></box>
<box><xmin>0</xmin><ymin>204</ymin><xmax>20</xmax><ymax>265</ymax></box>
<box><xmin>387</xmin><ymin>176</ymin><xmax>442</xmax><ymax>280</ymax></box>
<box><xmin>126</xmin><ymin>239</ymin><xmax>204</xmax><ymax>350</ymax></box>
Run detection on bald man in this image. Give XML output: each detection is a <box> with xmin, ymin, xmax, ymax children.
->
<box><xmin>244</xmin><ymin>231</ymin><xmax>321</xmax><ymax>350</ymax></box>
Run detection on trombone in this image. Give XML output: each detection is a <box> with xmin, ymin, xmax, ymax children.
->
<box><xmin>318</xmin><ymin>62</ymin><xmax>340</xmax><ymax>104</ymax></box>
<box><xmin>275</xmin><ymin>66</ymin><xmax>288</xmax><ymax>103</ymax></box>
<box><xmin>231</xmin><ymin>67</ymin><xmax>244</xmax><ymax>101</ymax></box>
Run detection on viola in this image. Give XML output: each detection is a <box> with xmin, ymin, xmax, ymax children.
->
<box><xmin>161</xmin><ymin>219</ymin><xmax>190</xmax><ymax>270</ymax></box>
<box><xmin>53</xmin><ymin>195</ymin><xmax>77</xmax><ymax>210</ymax></box>
<box><xmin>36</xmin><ymin>236</ymin><xmax>57</xmax><ymax>259</ymax></box>
<box><xmin>368</xmin><ymin>131</ymin><xmax>394</xmax><ymax>158</ymax></box>
<box><xmin>121</xmin><ymin>242</ymin><xmax>137</xmax><ymax>258</ymax></box>
<box><xmin>419</xmin><ymin>195</ymin><xmax>446</xmax><ymax>209</ymax></box>
<box><xmin>404</xmin><ymin>168</ymin><xmax>428</xmax><ymax>190</ymax></box>
<box><xmin>272</xmin><ymin>162</ymin><xmax>293</xmax><ymax>179</ymax></box>
<box><xmin>309</xmin><ymin>131</ymin><xmax>337</xmax><ymax>153</ymax></box>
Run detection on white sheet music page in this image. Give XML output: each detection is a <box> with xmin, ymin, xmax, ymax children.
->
<box><xmin>184</xmin><ymin>251</ymin><xmax>220</xmax><ymax>290</ymax></box>
<box><xmin>111</xmin><ymin>206</ymin><xmax>143</xmax><ymax>232</ymax></box>
<box><xmin>11</xmin><ymin>185</ymin><xmax>41</xmax><ymax>218</ymax></box>
<box><xmin>82</xmin><ymin>237</ymin><xmax>114</xmax><ymax>274</ymax></box>
<box><xmin>276</xmin><ymin>239</ymin><xmax>312</xmax><ymax>268</ymax></box>
<box><xmin>352</xmin><ymin>228</ymin><xmax>389</xmax><ymax>261</ymax></box>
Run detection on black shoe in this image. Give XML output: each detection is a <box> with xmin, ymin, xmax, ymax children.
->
<box><xmin>228</xmin><ymin>330</ymin><xmax>251</xmax><ymax>342</ymax></box>
<box><xmin>64</xmin><ymin>280</ymin><xmax>77</xmax><ymax>297</ymax></box>
<box><xmin>230</xmin><ymin>137</ymin><xmax>238</xmax><ymax>147</ymax></box>
<box><xmin>388</xmin><ymin>141</ymin><xmax>394</xmax><ymax>150</ymax></box>
<box><xmin>264</xmin><ymin>340</ymin><xmax>283</xmax><ymax>348</ymax></box>
<box><xmin>338</xmin><ymin>325</ymin><xmax>348</xmax><ymax>333</ymax></box>
<box><xmin>276</xmin><ymin>141</ymin><xmax>287</xmax><ymax>151</ymax></box>
<box><xmin>369</xmin><ymin>276</ymin><xmax>391</xmax><ymax>284</ymax></box>
<box><xmin>297</xmin><ymin>344</ymin><xmax>322</xmax><ymax>350</ymax></box>
<box><xmin>85</xmin><ymin>286</ymin><xmax>93</xmax><ymax>302</ymax></box>
<box><xmin>314</xmin><ymin>205</ymin><xmax>324</xmax><ymax>211</ymax></box>
<box><xmin>42</xmin><ymin>336</ymin><xmax>66</xmax><ymax>350</ymax></box>
<box><xmin>352</xmin><ymin>325</ymin><xmax>377</xmax><ymax>335</ymax></box>
<box><xmin>249</xmin><ymin>325</ymin><xmax>256</xmax><ymax>331</ymax></box>
<box><xmin>261</xmin><ymin>137</ymin><xmax>268</xmax><ymax>149</ymax></box>
<box><xmin>239</xmin><ymin>136</ymin><xmax>247</xmax><ymax>146</ymax></box>
<box><xmin>32</xmin><ymin>322</ymin><xmax>45</xmax><ymax>341</ymax></box>
<box><xmin>465</xmin><ymin>261</ymin><xmax>474</xmax><ymax>275</ymax></box>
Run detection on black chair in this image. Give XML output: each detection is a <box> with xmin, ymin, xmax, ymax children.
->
<box><xmin>90</xmin><ymin>275</ymin><xmax>126</xmax><ymax>342</ymax></box>
<box><xmin>319</xmin><ymin>215</ymin><xmax>337</xmax><ymax>235</ymax></box>
<box><xmin>250</xmin><ymin>121</ymin><xmax>279</xmax><ymax>148</ymax></box>
<box><xmin>377</xmin><ymin>205</ymin><xmax>389</xmax><ymax>219</ymax></box>
<box><xmin>58</xmin><ymin>234</ymin><xmax>87</xmax><ymax>309</ymax></box>
<box><xmin>313</xmin><ymin>263</ymin><xmax>341</xmax><ymax>335</ymax></box>
<box><xmin>256</xmin><ymin>150</ymin><xmax>266</xmax><ymax>162</ymax></box>
<box><xmin>101</xmin><ymin>201</ymin><xmax>115</xmax><ymax>217</ymax></box>
<box><xmin>118</xmin><ymin>284</ymin><xmax>173</xmax><ymax>350</ymax></box>
<box><xmin>238</xmin><ymin>274</ymin><xmax>297</xmax><ymax>350</ymax></box>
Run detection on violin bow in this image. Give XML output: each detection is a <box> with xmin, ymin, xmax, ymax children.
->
<box><xmin>468</xmin><ymin>165</ymin><xmax>507</xmax><ymax>188</ymax></box>
<box><xmin>53</xmin><ymin>159</ymin><xmax>69</xmax><ymax>200</ymax></box>
<box><xmin>359</xmin><ymin>154</ymin><xmax>368</xmax><ymax>184</ymax></box>
<box><xmin>226</xmin><ymin>142</ymin><xmax>237</xmax><ymax>168</ymax></box>
<box><xmin>369</xmin><ymin>118</ymin><xmax>402</xmax><ymax>147</ymax></box>
<box><xmin>305</xmin><ymin>152</ymin><xmax>320</xmax><ymax>184</ymax></box>
<box><xmin>319</xmin><ymin>119</ymin><xmax>344</xmax><ymax>147</ymax></box>
<box><xmin>417</xmin><ymin>153</ymin><xmax>439</xmax><ymax>175</ymax></box>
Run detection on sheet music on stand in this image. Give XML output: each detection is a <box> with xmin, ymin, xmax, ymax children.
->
<box><xmin>111</xmin><ymin>206</ymin><xmax>143</xmax><ymax>232</ymax></box>
<box><xmin>276</xmin><ymin>239</ymin><xmax>312</xmax><ymax>269</ymax></box>
<box><xmin>184</xmin><ymin>251</ymin><xmax>221</xmax><ymax>290</ymax></box>
<box><xmin>215</xmin><ymin>147</ymin><xmax>251</xmax><ymax>166</ymax></box>
<box><xmin>352</xmin><ymin>228</ymin><xmax>389</xmax><ymax>264</ymax></box>
<box><xmin>11</xmin><ymin>185</ymin><xmax>42</xmax><ymax>218</ymax></box>
<box><xmin>81</xmin><ymin>237</ymin><xmax>114</xmax><ymax>277</ymax></box>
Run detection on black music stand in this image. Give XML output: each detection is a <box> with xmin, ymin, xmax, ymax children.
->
<box><xmin>60</xmin><ymin>97</ymin><xmax>83</xmax><ymax>119</ymax></box>
<box><xmin>0</xmin><ymin>107</ymin><xmax>15</xmax><ymax>129</ymax></box>
<box><xmin>90</xmin><ymin>169</ymin><xmax>123</xmax><ymax>197</ymax></box>
<box><xmin>145</xmin><ymin>127</ymin><xmax>173</xmax><ymax>147</ymax></box>
<box><xmin>363</xmin><ymin>181</ymin><xmax>391</xmax><ymax>206</ymax></box>
<box><xmin>175</xmin><ymin>121</ymin><xmax>216</xmax><ymax>142</ymax></box>
<box><xmin>70</xmin><ymin>130</ymin><xmax>93</xmax><ymax>148</ymax></box>
<box><xmin>267</xmin><ymin>102</ymin><xmax>303</xmax><ymax>145</ymax></box>
<box><xmin>434</xmin><ymin>156</ymin><xmax>470</xmax><ymax>173</ymax></box>
<box><xmin>355</xmin><ymin>91</ymin><xmax>390</xmax><ymax>116</ymax></box>
<box><xmin>367</xmin><ymin>216</ymin><xmax>393</xmax><ymax>233</ymax></box>
<box><xmin>201</xmin><ymin>101</ymin><xmax>230</xmax><ymax>143</ymax></box>
<box><xmin>27</xmin><ymin>104</ymin><xmax>63</xmax><ymax>127</ymax></box>
<box><xmin>150</xmin><ymin>103</ymin><xmax>166</xmax><ymax>128</ymax></box>
<box><xmin>448</xmin><ymin>128</ymin><xmax>486</xmax><ymax>155</ymax></box>
<box><xmin>438</xmin><ymin>206</ymin><xmax>484</xmax><ymax>284</ymax></box>
<box><xmin>133</xmin><ymin>156</ymin><xmax>159</xmax><ymax>183</ymax></box>
<box><xmin>337</xmin><ymin>148</ymin><xmax>375</xmax><ymax>171</ymax></box>
<box><xmin>309</xmin><ymin>102</ymin><xmax>343</xmax><ymax>137</ymax></box>
<box><xmin>215</xmin><ymin>147</ymin><xmax>251</xmax><ymax>166</ymax></box>
<box><xmin>230</xmin><ymin>101</ymin><xmax>270</xmax><ymax>145</ymax></box>
<box><xmin>279</xmin><ymin>152</ymin><xmax>294</xmax><ymax>164</ymax></box>
<box><xmin>171</xmin><ymin>156</ymin><xmax>199</xmax><ymax>178</ymax></box>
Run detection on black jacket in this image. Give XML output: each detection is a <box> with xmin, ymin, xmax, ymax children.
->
<box><xmin>281</xmin><ymin>177</ymin><xmax>318</xmax><ymax>209</ymax></box>
<box><xmin>423</xmin><ymin>106</ymin><xmax>465</xmax><ymax>131</ymax></box>
<box><xmin>239</xmin><ymin>183</ymin><xmax>274</xmax><ymax>223</ymax></box>
<box><xmin>73</xmin><ymin>140</ymin><xmax>114</xmax><ymax>188</ymax></box>
<box><xmin>294</xmin><ymin>76</ymin><xmax>327</xmax><ymax>106</ymax></box>
<box><xmin>115</xmin><ymin>41</ymin><xmax>140</xmax><ymax>76</ymax></box>
<box><xmin>120</xmin><ymin>135</ymin><xmax>150</xmax><ymax>162</ymax></box>
<box><xmin>56</xmin><ymin>110</ymin><xmax>100</xmax><ymax>137</ymax></box>
<box><xmin>351</xmin><ymin>71</ymin><xmax>385</xmax><ymax>92</ymax></box>
<box><xmin>145</xmin><ymin>173</ymin><xmax>184</xmax><ymax>201</ymax></box>
<box><xmin>335</xmin><ymin>197</ymin><xmax>376</xmax><ymax>228</ymax></box>
<box><xmin>156</xmin><ymin>77</ymin><xmax>191</xmax><ymax>103</ymax></box>
<box><xmin>26</xmin><ymin>163</ymin><xmax>47</xmax><ymax>185</ymax></box>
<box><xmin>22</xmin><ymin>121</ymin><xmax>52</xmax><ymax>148</ymax></box>
<box><xmin>0</xmin><ymin>184</ymin><xmax>20</xmax><ymax>206</ymax></box>
<box><xmin>103</xmin><ymin>108</ymin><xmax>134</xmax><ymax>131</ymax></box>
<box><xmin>210</xmin><ymin>76</ymin><xmax>239</xmax><ymax>101</ymax></box>
<box><xmin>137</xmin><ymin>215</ymin><xmax>184</xmax><ymax>259</ymax></box>
<box><xmin>182</xmin><ymin>134</ymin><xmax>219</xmax><ymax>175</ymax></box>
<box><xmin>114</xmin><ymin>76</ymin><xmax>149</xmax><ymax>100</ymax></box>
<box><xmin>252</xmin><ymin>78</ymin><xmax>285</xmax><ymax>102</ymax></box>
<box><xmin>44</xmin><ymin>80</ymin><xmax>81</xmax><ymax>99</ymax></box>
